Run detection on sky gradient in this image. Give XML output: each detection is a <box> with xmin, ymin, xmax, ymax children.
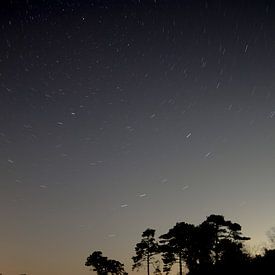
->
<box><xmin>1</xmin><ymin>1</ymin><xmax>275</xmax><ymax>274</ymax></box>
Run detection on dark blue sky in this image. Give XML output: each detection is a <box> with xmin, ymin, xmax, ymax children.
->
<box><xmin>0</xmin><ymin>1</ymin><xmax>275</xmax><ymax>274</ymax></box>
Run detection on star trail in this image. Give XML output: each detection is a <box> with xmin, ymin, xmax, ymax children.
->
<box><xmin>0</xmin><ymin>1</ymin><xmax>275</xmax><ymax>274</ymax></box>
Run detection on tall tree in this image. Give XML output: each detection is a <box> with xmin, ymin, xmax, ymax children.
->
<box><xmin>182</xmin><ymin>222</ymin><xmax>215</xmax><ymax>275</ymax></box>
<box><xmin>159</xmin><ymin>215</ymin><xmax>250</xmax><ymax>275</ymax></box>
<box><xmin>159</xmin><ymin>222</ymin><xmax>196</xmax><ymax>275</ymax></box>
<box><xmin>201</xmin><ymin>214</ymin><xmax>250</xmax><ymax>265</ymax></box>
<box><xmin>85</xmin><ymin>251</ymin><xmax>127</xmax><ymax>275</ymax></box>
<box><xmin>132</xmin><ymin>228</ymin><xmax>159</xmax><ymax>275</ymax></box>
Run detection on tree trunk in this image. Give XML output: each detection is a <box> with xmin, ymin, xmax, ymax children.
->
<box><xmin>147</xmin><ymin>252</ymin><xmax>150</xmax><ymax>275</ymax></box>
<box><xmin>179</xmin><ymin>251</ymin><xmax>183</xmax><ymax>275</ymax></box>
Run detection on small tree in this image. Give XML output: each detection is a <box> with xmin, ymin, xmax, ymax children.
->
<box><xmin>85</xmin><ymin>251</ymin><xmax>127</xmax><ymax>275</ymax></box>
<box><xmin>132</xmin><ymin>228</ymin><xmax>159</xmax><ymax>275</ymax></box>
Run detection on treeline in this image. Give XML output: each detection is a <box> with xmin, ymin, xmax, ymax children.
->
<box><xmin>85</xmin><ymin>214</ymin><xmax>275</xmax><ymax>275</ymax></box>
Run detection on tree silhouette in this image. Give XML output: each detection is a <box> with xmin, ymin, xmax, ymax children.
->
<box><xmin>191</xmin><ymin>215</ymin><xmax>250</xmax><ymax>275</ymax></box>
<box><xmin>260</xmin><ymin>249</ymin><xmax>275</xmax><ymax>273</ymax></box>
<box><xmin>86</xmin><ymin>251</ymin><xmax>108</xmax><ymax>275</ymax></box>
<box><xmin>107</xmin><ymin>259</ymin><xmax>127</xmax><ymax>275</ymax></box>
<box><xmin>132</xmin><ymin>228</ymin><xmax>159</xmax><ymax>275</ymax></box>
<box><xmin>235</xmin><ymin>247</ymin><xmax>275</xmax><ymax>275</ymax></box>
<box><xmin>182</xmin><ymin>222</ymin><xmax>215</xmax><ymax>275</ymax></box>
<box><xmin>85</xmin><ymin>251</ymin><xmax>127</xmax><ymax>275</ymax></box>
<box><xmin>201</xmin><ymin>214</ymin><xmax>250</xmax><ymax>266</ymax></box>
<box><xmin>84</xmin><ymin>214</ymin><xmax>265</xmax><ymax>275</ymax></box>
<box><xmin>158</xmin><ymin>215</ymin><xmax>250</xmax><ymax>275</ymax></box>
<box><xmin>159</xmin><ymin>222</ymin><xmax>196</xmax><ymax>275</ymax></box>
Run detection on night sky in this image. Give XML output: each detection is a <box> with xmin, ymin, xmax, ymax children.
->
<box><xmin>1</xmin><ymin>1</ymin><xmax>275</xmax><ymax>274</ymax></box>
